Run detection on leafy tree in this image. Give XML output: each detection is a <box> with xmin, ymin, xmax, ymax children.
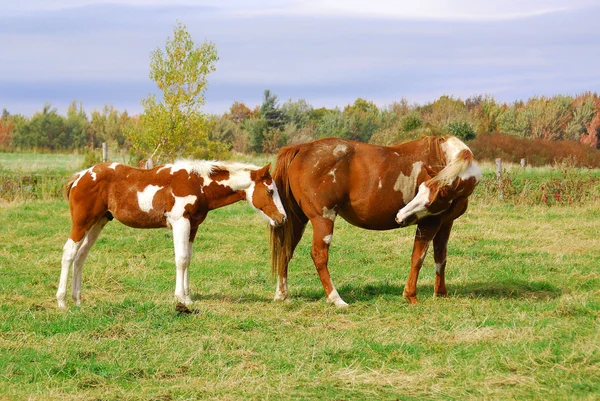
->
<box><xmin>281</xmin><ymin>98</ymin><xmax>312</xmax><ymax>128</ymax></box>
<box><xmin>12</xmin><ymin>104</ymin><xmax>64</xmax><ymax>149</ymax></box>
<box><xmin>57</xmin><ymin>101</ymin><xmax>88</xmax><ymax>149</ymax></box>
<box><xmin>127</xmin><ymin>21</ymin><xmax>219</xmax><ymax>162</ymax></box>
<box><xmin>316</xmin><ymin>109</ymin><xmax>350</xmax><ymax>139</ymax></box>
<box><xmin>244</xmin><ymin>115</ymin><xmax>269</xmax><ymax>152</ymax></box>
<box><xmin>343</xmin><ymin>98</ymin><xmax>381</xmax><ymax>142</ymax></box>
<box><xmin>446</xmin><ymin>121</ymin><xmax>476</xmax><ymax>141</ymax></box>
<box><xmin>227</xmin><ymin>101</ymin><xmax>253</xmax><ymax>124</ymax></box>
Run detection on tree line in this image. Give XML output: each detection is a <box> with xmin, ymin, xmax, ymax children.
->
<box><xmin>2</xmin><ymin>91</ymin><xmax>599</xmax><ymax>157</ymax></box>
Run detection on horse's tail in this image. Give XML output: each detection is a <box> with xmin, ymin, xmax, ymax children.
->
<box><xmin>270</xmin><ymin>145</ymin><xmax>303</xmax><ymax>278</ymax></box>
<box><xmin>64</xmin><ymin>174</ymin><xmax>78</xmax><ymax>200</ymax></box>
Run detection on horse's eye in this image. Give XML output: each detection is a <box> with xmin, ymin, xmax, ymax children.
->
<box><xmin>267</xmin><ymin>189</ymin><xmax>274</xmax><ymax>196</ymax></box>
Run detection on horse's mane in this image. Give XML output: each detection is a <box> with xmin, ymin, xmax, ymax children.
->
<box><xmin>429</xmin><ymin>137</ymin><xmax>476</xmax><ymax>187</ymax></box>
<box><xmin>169</xmin><ymin>160</ymin><xmax>260</xmax><ymax>177</ymax></box>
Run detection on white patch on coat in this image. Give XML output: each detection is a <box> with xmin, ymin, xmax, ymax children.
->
<box><xmin>378</xmin><ymin>178</ymin><xmax>383</xmax><ymax>189</ymax></box>
<box><xmin>328</xmin><ymin>168</ymin><xmax>337</xmax><ymax>182</ymax></box>
<box><xmin>323</xmin><ymin>234</ymin><xmax>332</xmax><ymax>244</ymax></box>
<box><xmin>72</xmin><ymin>167</ymin><xmax>97</xmax><ymax>188</ymax></box>
<box><xmin>393</xmin><ymin>161</ymin><xmax>424</xmax><ymax>203</ymax></box>
<box><xmin>108</xmin><ymin>162</ymin><xmax>119</xmax><ymax>170</ymax></box>
<box><xmin>322</xmin><ymin>207</ymin><xmax>337</xmax><ymax>221</ymax></box>
<box><xmin>137</xmin><ymin>185</ymin><xmax>163</xmax><ymax>213</ymax></box>
<box><xmin>165</xmin><ymin>194</ymin><xmax>197</xmax><ymax>222</ymax></box>
<box><xmin>333</xmin><ymin>144</ymin><xmax>347</xmax><ymax>156</ymax></box>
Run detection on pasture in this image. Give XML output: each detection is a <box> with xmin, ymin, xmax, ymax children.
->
<box><xmin>1</xmin><ymin>194</ymin><xmax>599</xmax><ymax>399</ymax></box>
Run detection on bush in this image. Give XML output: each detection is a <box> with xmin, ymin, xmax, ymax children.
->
<box><xmin>469</xmin><ymin>133</ymin><xmax>600</xmax><ymax>167</ymax></box>
<box><xmin>446</xmin><ymin>121</ymin><xmax>476</xmax><ymax>141</ymax></box>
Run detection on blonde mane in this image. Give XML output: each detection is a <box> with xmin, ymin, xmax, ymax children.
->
<box><xmin>430</xmin><ymin>137</ymin><xmax>475</xmax><ymax>187</ymax></box>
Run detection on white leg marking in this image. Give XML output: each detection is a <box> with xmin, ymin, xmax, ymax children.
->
<box><xmin>274</xmin><ymin>276</ymin><xmax>290</xmax><ymax>301</ymax></box>
<box><xmin>327</xmin><ymin>280</ymin><xmax>348</xmax><ymax>308</ymax></box>
<box><xmin>183</xmin><ymin>241</ymin><xmax>193</xmax><ymax>302</ymax></box>
<box><xmin>57</xmin><ymin>238</ymin><xmax>81</xmax><ymax>309</ymax></box>
<box><xmin>171</xmin><ymin>218</ymin><xmax>192</xmax><ymax>305</ymax></box>
<box><xmin>137</xmin><ymin>185</ymin><xmax>163</xmax><ymax>213</ymax></box>
<box><xmin>323</xmin><ymin>234</ymin><xmax>332</xmax><ymax>244</ymax></box>
<box><xmin>435</xmin><ymin>262</ymin><xmax>443</xmax><ymax>275</ymax></box>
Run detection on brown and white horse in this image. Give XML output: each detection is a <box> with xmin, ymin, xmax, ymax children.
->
<box><xmin>270</xmin><ymin>136</ymin><xmax>481</xmax><ymax>306</ymax></box>
<box><xmin>57</xmin><ymin>160</ymin><xmax>286</xmax><ymax>309</ymax></box>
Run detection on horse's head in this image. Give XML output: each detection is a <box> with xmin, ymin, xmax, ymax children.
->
<box><xmin>395</xmin><ymin>149</ymin><xmax>481</xmax><ymax>227</ymax></box>
<box><xmin>247</xmin><ymin>164</ymin><xmax>287</xmax><ymax>227</ymax></box>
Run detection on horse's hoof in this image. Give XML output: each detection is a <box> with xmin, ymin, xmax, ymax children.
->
<box><xmin>57</xmin><ymin>301</ymin><xmax>67</xmax><ymax>310</ymax></box>
<box><xmin>327</xmin><ymin>294</ymin><xmax>349</xmax><ymax>308</ymax></box>
<box><xmin>273</xmin><ymin>293</ymin><xmax>291</xmax><ymax>302</ymax></box>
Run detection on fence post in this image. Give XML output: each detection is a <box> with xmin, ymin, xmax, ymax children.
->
<box><xmin>520</xmin><ymin>158</ymin><xmax>526</xmax><ymax>169</ymax></box>
<box><xmin>102</xmin><ymin>142</ymin><xmax>108</xmax><ymax>162</ymax></box>
<box><xmin>496</xmin><ymin>158</ymin><xmax>504</xmax><ymax>200</ymax></box>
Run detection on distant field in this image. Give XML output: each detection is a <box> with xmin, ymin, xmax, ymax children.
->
<box><xmin>1</xmin><ymin>199</ymin><xmax>598</xmax><ymax>399</ymax></box>
<box><xmin>0</xmin><ymin>152</ymin><xmax>85</xmax><ymax>173</ymax></box>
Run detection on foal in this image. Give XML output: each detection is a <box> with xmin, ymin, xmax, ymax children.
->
<box><xmin>57</xmin><ymin>160</ymin><xmax>286</xmax><ymax>309</ymax></box>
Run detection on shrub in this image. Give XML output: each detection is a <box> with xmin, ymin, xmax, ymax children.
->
<box><xmin>469</xmin><ymin>133</ymin><xmax>600</xmax><ymax>167</ymax></box>
<box><xmin>446</xmin><ymin>121</ymin><xmax>476</xmax><ymax>141</ymax></box>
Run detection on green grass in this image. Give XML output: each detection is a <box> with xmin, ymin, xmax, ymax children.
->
<box><xmin>1</xmin><ymin>199</ymin><xmax>599</xmax><ymax>400</ymax></box>
<box><xmin>0</xmin><ymin>152</ymin><xmax>85</xmax><ymax>174</ymax></box>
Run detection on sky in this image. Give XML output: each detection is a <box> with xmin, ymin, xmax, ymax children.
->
<box><xmin>2</xmin><ymin>0</ymin><xmax>600</xmax><ymax>117</ymax></box>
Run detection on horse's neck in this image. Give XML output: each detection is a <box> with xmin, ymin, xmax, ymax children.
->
<box><xmin>203</xmin><ymin>169</ymin><xmax>249</xmax><ymax>210</ymax></box>
<box><xmin>207</xmin><ymin>189</ymin><xmax>246</xmax><ymax>210</ymax></box>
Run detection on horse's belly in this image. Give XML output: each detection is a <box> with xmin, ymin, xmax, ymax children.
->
<box><xmin>338</xmin><ymin>207</ymin><xmax>400</xmax><ymax>231</ymax></box>
<box><xmin>111</xmin><ymin>208</ymin><xmax>168</xmax><ymax>229</ymax></box>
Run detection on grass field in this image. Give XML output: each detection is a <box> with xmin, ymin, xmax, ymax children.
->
<box><xmin>0</xmin><ymin>152</ymin><xmax>85</xmax><ymax>173</ymax></box>
<box><xmin>1</xmin><ymin>197</ymin><xmax>599</xmax><ymax>400</ymax></box>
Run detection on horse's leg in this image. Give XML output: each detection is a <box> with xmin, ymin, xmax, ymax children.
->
<box><xmin>172</xmin><ymin>218</ymin><xmax>192</xmax><ymax>305</ymax></box>
<box><xmin>182</xmin><ymin>225</ymin><xmax>199</xmax><ymax>304</ymax></box>
<box><xmin>310</xmin><ymin>217</ymin><xmax>347</xmax><ymax>307</ymax></box>
<box><xmin>274</xmin><ymin>213</ymin><xmax>307</xmax><ymax>302</ymax></box>
<box><xmin>57</xmin><ymin>215</ymin><xmax>97</xmax><ymax>309</ymax></box>
<box><xmin>71</xmin><ymin>216</ymin><xmax>110</xmax><ymax>305</ymax></box>
<box><xmin>403</xmin><ymin>220</ymin><xmax>441</xmax><ymax>304</ymax></box>
<box><xmin>433</xmin><ymin>222</ymin><xmax>453</xmax><ymax>297</ymax></box>
<box><xmin>57</xmin><ymin>237</ymin><xmax>82</xmax><ymax>309</ymax></box>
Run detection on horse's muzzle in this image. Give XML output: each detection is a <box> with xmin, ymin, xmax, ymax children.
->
<box><xmin>272</xmin><ymin>214</ymin><xmax>286</xmax><ymax>227</ymax></box>
<box><xmin>396</xmin><ymin>214</ymin><xmax>417</xmax><ymax>228</ymax></box>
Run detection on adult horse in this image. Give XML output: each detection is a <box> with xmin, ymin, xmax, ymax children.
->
<box><xmin>270</xmin><ymin>136</ymin><xmax>481</xmax><ymax>306</ymax></box>
<box><xmin>57</xmin><ymin>160</ymin><xmax>286</xmax><ymax>309</ymax></box>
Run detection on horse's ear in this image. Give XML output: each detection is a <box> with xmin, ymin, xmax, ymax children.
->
<box><xmin>257</xmin><ymin>163</ymin><xmax>271</xmax><ymax>179</ymax></box>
